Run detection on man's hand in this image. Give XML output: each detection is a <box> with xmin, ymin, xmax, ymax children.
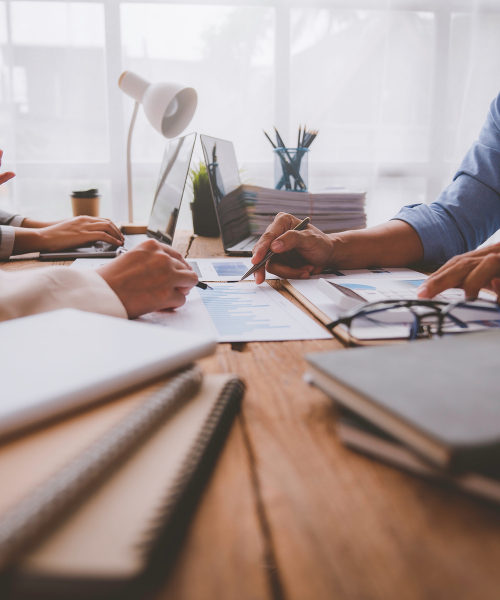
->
<box><xmin>0</xmin><ymin>149</ymin><xmax>15</xmax><ymax>186</ymax></box>
<box><xmin>417</xmin><ymin>242</ymin><xmax>500</xmax><ymax>299</ymax></box>
<box><xmin>13</xmin><ymin>216</ymin><xmax>124</xmax><ymax>254</ymax></box>
<box><xmin>97</xmin><ymin>239</ymin><xmax>198</xmax><ymax>318</ymax></box>
<box><xmin>251</xmin><ymin>213</ymin><xmax>335</xmax><ymax>284</ymax></box>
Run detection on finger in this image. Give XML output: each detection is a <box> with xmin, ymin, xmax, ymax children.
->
<box><xmin>170</xmin><ymin>268</ymin><xmax>199</xmax><ymax>288</ymax></box>
<box><xmin>417</xmin><ymin>258</ymin><xmax>482</xmax><ymax>298</ymax></box>
<box><xmin>177</xmin><ymin>286</ymin><xmax>192</xmax><ymax>295</ymax></box>
<box><xmin>254</xmin><ymin>265</ymin><xmax>266</xmax><ymax>285</ymax></box>
<box><xmin>100</xmin><ymin>219</ymin><xmax>123</xmax><ymax>241</ymax></box>
<box><xmin>251</xmin><ymin>213</ymin><xmax>300</xmax><ymax>264</ymax></box>
<box><xmin>84</xmin><ymin>232</ymin><xmax>124</xmax><ymax>246</ymax></box>
<box><xmin>80</xmin><ymin>217</ymin><xmax>123</xmax><ymax>241</ymax></box>
<box><xmin>270</xmin><ymin>230</ymin><xmax>309</xmax><ymax>254</ymax></box>
<box><xmin>160</xmin><ymin>244</ymin><xmax>191</xmax><ymax>268</ymax></box>
<box><xmin>491</xmin><ymin>278</ymin><xmax>500</xmax><ymax>298</ymax></box>
<box><xmin>417</xmin><ymin>257</ymin><xmax>482</xmax><ymax>297</ymax></box>
<box><xmin>266</xmin><ymin>259</ymin><xmax>314</xmax><ymax>280</ymax></box>
<box><xmin>463</xmin><ymin>254</ymin><xmax>500</xmax><ymax>299</ymax></box>
<box><xmin>310</xmin><ymin>264</ymin><xmax>324</xmax><ymax>276</ymax></box>
<box><xmin>0</xmin><ymin>172</ymin><xmax>15</xmax><ymax>185</ymax></box>
<box><xmin>164</xmin><ymin>290</ymin><xmax>188</xmax><ymax>310</ymax></box>
<box><xmin>88</xmin><ymin>221</ymin><xmax>123</xmax><ymax>243</ymax></box>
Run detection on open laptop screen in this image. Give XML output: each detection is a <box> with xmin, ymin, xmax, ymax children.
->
<box><xmin>148</xmin><ymin>132</ymin><xmax>197</xmax><ymax>245</ymax></box>
<box><xmin>200</xmin><ymin>134</ymin><xmax>251</xmax><ymax>250</ymax></box>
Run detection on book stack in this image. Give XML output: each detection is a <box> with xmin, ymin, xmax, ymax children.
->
<box><xmin>305</xmin><ymin>331</ymin><xmax>500</xmax><ymax>506</ymax></box>
<box><xmin>238</xmin><ymin>185</ymin><xmax>367</xmax><ymax>235</ymax></box>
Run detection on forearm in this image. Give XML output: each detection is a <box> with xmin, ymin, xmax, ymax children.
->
<box><xmin>22</xmin><ymin>217</ymin><xmax>62</xmax><ymax>228</ymax></box>
<box><xmin>330</xmin><ymin>220</ymin><xmax>424</xmax><ymax>269</ymax></box>
<box><xmin>12</xmin><ymin>228</ymin><xmax>43</xmax><ymax>254</ymax></box>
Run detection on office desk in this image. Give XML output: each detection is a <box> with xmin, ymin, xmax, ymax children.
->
<box><xmin>4</xmin><ymin>232</ymin><xmax>500</xmax><ymax>600</ymax></box>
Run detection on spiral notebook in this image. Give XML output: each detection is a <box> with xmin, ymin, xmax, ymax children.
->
<box><xmin>1</xmin><ymin>373</ymin><xmax>244</xmax><ymax>599</ymax></box>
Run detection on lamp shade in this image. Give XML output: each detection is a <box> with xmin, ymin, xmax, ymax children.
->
<box><xmin>119</xmin><ymin>71</ymin><xmax>197</xmax><ymax>137</ymax></box>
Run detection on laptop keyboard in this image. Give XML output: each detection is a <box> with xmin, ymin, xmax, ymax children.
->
<box><xmin>228</xmin><ymin>235</ymin><xmax>260</xmax><ymax>252</ymax></box>
<box><xmin>93</xmin><ymin>234</ymin><xmax>149</xmax><ymax>253</ymax></box>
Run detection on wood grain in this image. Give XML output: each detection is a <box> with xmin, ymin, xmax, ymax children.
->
<box><xmin>156</xmin><ymin>417</ymin><xmax>272</xmax><ymax>600</ymax></box>
<box><xmin>186</xmin><ymin>235</ymin><xmax>225</xmax><ymax>258</ymax></box>
<box><xmin>4</xmin><ymin>234</ymin><xmax>500</xmax><ymax>600</ymax></box>
<box><xmin>185</xmin><ymin>235</ymin><xmax>500</xmax><ymax>600</ymax></box>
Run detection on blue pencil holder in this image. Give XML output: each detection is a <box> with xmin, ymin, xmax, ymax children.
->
<box><xmin>274</xmin><ymin>147</ymin><xmax>309</xmax><ymax>192</ymax></box>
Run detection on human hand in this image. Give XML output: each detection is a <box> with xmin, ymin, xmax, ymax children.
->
<box><xmin>417</xmin><ymin>243</ymin><xmax>500</xmax><ymax>299</ymax></box>
<box><xmin>13</xmin><ymin>216</ymin><xmax>124</xmax><ymax>254</ymax></box>
<box><xmin>0</xmin><ymin>149</ymin><xmax>15</xmax><ymax>186</ymax></box>
<box><xmin>251</xmin><ymin>212</ymin><xmax>335</xmax><ymax>284</ymax></box>
<box><xmin>96</xmin><ymin>239</ymin><xmax>198</xmax><ymax>318</ymax></box>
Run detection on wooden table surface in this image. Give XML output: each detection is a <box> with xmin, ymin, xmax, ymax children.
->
<box><xmin>4</xmin><ymin>232</ymin><xmax>500</xmax><ymax>600</ymax></box>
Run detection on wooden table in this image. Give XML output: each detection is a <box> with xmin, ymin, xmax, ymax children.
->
<box><xmin>4</xmin><ymin>232</ymin><xmax>500</xmax><ymax>600</ymax></box>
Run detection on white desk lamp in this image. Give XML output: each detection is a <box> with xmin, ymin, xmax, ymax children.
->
<box><xmin>118</xmin><ymin>71</ymin><xmax>197</xmax><ymax>222</ymax></box>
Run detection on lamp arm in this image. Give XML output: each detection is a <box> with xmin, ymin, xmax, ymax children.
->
<box><xmin>126</xmin><ymin>101</ymin><xmax>140</xmax><ymax>223</ymax></box>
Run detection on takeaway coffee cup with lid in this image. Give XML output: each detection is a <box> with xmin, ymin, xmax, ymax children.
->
<box><xmin>71</xmin><ymin>189</ymin><xmax>100</xmax><ymax>217</ymax></box>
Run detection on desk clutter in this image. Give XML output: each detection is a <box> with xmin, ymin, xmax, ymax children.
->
<box><xmin>0</xmin><ymin>310</ymin><xmax>244</xmax><ymax>598</ymax></box>
<box><xmin>306</xmin><ymin>330</ymin><xmax>500</xmax><ymax>505</ymax></box>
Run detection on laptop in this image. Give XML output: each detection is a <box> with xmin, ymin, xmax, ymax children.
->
<box><xmin>200</xmin><ymin>134</ymin><xmax>259</xmax><ymax>255</ymax></box>
<box><xmin>39</xmin><ymin>132</ymin><xmax>197</xmax><ymax>260</ymax></box>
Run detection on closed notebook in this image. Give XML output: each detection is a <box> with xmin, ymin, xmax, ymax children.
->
<box><xmin>0</xmin><ymin>309</ymin><xmax>216</xmax><ymax>439</ymax></box>
<box><xmin>336</xmin><ymin>407</ymin><xmax>500</xmax><ymax>506</ymax></box>
<box><xmin>306</xmin><ymin>330</ymin><xmax>500</xmax><ymax>473</ymax></box>
<box><xmin>1</xmin><ymin>373</ymin><xmax>244</xmax><ymax>600</ymax></box>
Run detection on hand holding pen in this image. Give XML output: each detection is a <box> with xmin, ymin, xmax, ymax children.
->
<box><xmin>248</xmin><ymin>214</ymin><xmax>337</xmax><ymax>284</ymax></box>
<box><xmin>118</xmin><ymin>245</ymin><xmax>212</xmax><ymax>290</ymax></box>
<box><xmin>241</xmin><ymin>216</ymin><xmax>311</xmax><ymax>283</ymax></box>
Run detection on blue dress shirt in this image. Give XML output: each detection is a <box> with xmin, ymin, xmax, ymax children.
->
<box><xmin>392</xmin><ymin>92</ymin><xmax>500</xmax><ymax>267</ymax></box>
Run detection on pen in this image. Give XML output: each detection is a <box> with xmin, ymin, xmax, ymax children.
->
<box><xmin>118</xmin><ymin>247</ymin><xmax>212</xmax><ymax>290</ymax></box>
<box><xmin>239</xmin><ymin>217</ymin><xmax>311</xmax><ymax>282</ymax></box>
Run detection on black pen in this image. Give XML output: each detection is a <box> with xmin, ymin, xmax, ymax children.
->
<box><xmin>239</xmin><ymin>217</ymin><xmax>311</xmax><ymax>281</ymax></box>
<box><xmin>118</xmin><ymin>247</ymin><xmax>212</xmax><ymax>290</ymax></box>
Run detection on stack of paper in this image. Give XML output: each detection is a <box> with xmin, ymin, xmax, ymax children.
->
<box><xmin>240</xmin><ymin>185</ymin><xmax>366</xmax><ymax>234</ymax></box>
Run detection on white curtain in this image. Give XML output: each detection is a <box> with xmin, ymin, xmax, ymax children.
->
<box><xmin>1</xmin><ymin>0</ymin><xmax>499</xmax><ymax>236</ymax></box>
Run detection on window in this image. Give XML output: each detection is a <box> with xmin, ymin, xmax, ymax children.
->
<box><xmin>1</xmin><ymin>0</ymin><xmax>499</xmax><ymax>233</ymax></box>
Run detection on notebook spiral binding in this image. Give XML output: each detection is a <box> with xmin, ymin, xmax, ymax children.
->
<box><xmin>0</xmin><ymin>365</ymin><xmax>203</xmax><ymax>572</ymax></box>
<box><xmin>136</xmin><ymin>377</ymin><xmax>246</xmax><ymax>580</ymax></box>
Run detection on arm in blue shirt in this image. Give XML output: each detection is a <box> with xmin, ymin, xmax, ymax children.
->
<box><xmin>392</xmin><ymin>91</ymin><xmax>500</xmax><ymax>267</ymax></box>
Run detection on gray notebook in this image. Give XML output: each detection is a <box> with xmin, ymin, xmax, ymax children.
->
<box><xmin>306</xmin><ymin>330</ymin><xmax>500</xmax><ymax>473</ymax></box>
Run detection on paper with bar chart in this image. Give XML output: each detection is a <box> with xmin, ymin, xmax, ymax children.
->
<box><xmin>187</xmin><ymin>258</ymin><xmax>279</xmax><ymax>281</ymax></box>
<box><xmin>139</xmin><ymin>283</ymin><xmax>331</xmax><ymax>342</ymax></box>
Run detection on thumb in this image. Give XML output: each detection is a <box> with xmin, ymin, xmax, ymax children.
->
<box><xmin>0</xmin><ymin>172</ymin><xmax>15</xmax><ymax>186</ymax></box>
<box><xmin>270</xmin><ymin>230</ymin><xmax>307</xmax><ymax>253</ymax></box>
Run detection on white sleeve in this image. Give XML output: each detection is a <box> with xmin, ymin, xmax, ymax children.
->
<box><xmin>0</xmin><ymin>226</ymin><xmax>16</xmax><ymax>260</ymax></box>
<box><xmin>0</xmin><ymin>268</ymin><xmax>128</xmax><ymax>322</ymax></box>
<box><xmin>9</xmin><ymin>215</ymin><xmax>25</xmax><ymax>227</ymax></box>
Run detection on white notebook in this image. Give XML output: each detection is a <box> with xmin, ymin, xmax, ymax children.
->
<box><xmin>0</xmin><ymin>309</ymin><xmax>216</xmax><ymax>438</ymax></box>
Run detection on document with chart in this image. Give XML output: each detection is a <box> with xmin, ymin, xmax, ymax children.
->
<box><xmin>71</xmin><ymin>257</ymin><xmax>279</xmax><ymax>281</ymax></box>
<box><xmin>139</xmin><ymin>283</ymin><xmax>331</xmax><ymax>342</ymax></box>
<box><xmin>187</xmin><ymin>258</ymin><xmax>279</xmax><ymax>281</ymax></box>
<box><xmin>288</xmin><ymin>276</ymin><xmax>498</xmax><ymax>341</ymax></box>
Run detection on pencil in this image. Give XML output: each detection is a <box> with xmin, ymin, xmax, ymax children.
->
<box><xmin>263</xmin><ymin>130</ymin><xmax>277</xmax><ymax>149</ymax></box>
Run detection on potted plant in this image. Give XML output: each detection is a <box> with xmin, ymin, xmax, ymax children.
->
<box><xmin>189</xmin><ymin>162</ymin><xmax>219</xmax><ymax>237</ymax></box>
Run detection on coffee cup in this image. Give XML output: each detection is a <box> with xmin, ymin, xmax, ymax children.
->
<box><xmin>71</xmin><ymin>189</ymin><xmax>100</xmax><ymax>217</ymax></box>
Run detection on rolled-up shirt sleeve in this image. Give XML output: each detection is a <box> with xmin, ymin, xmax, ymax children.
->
<box><xmin>0</xmin><ymin>210</ymin><xmax>25</xmax><ymax>259</ymax></box>
<box><xmin>0</xmin><ymin>226</ymin><xmax>16</xmax><ymax>259</ymax></box>
<box><xmin>392</xmin><ymin>91</ymin><xmax>500</xmax><ymax>267</ymax></box>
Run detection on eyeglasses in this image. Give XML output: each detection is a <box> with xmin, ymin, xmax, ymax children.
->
<box><xmin>326</xmin><ymin>297</ymin><xmax>500</xmax><ymax>346</ymax></box>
